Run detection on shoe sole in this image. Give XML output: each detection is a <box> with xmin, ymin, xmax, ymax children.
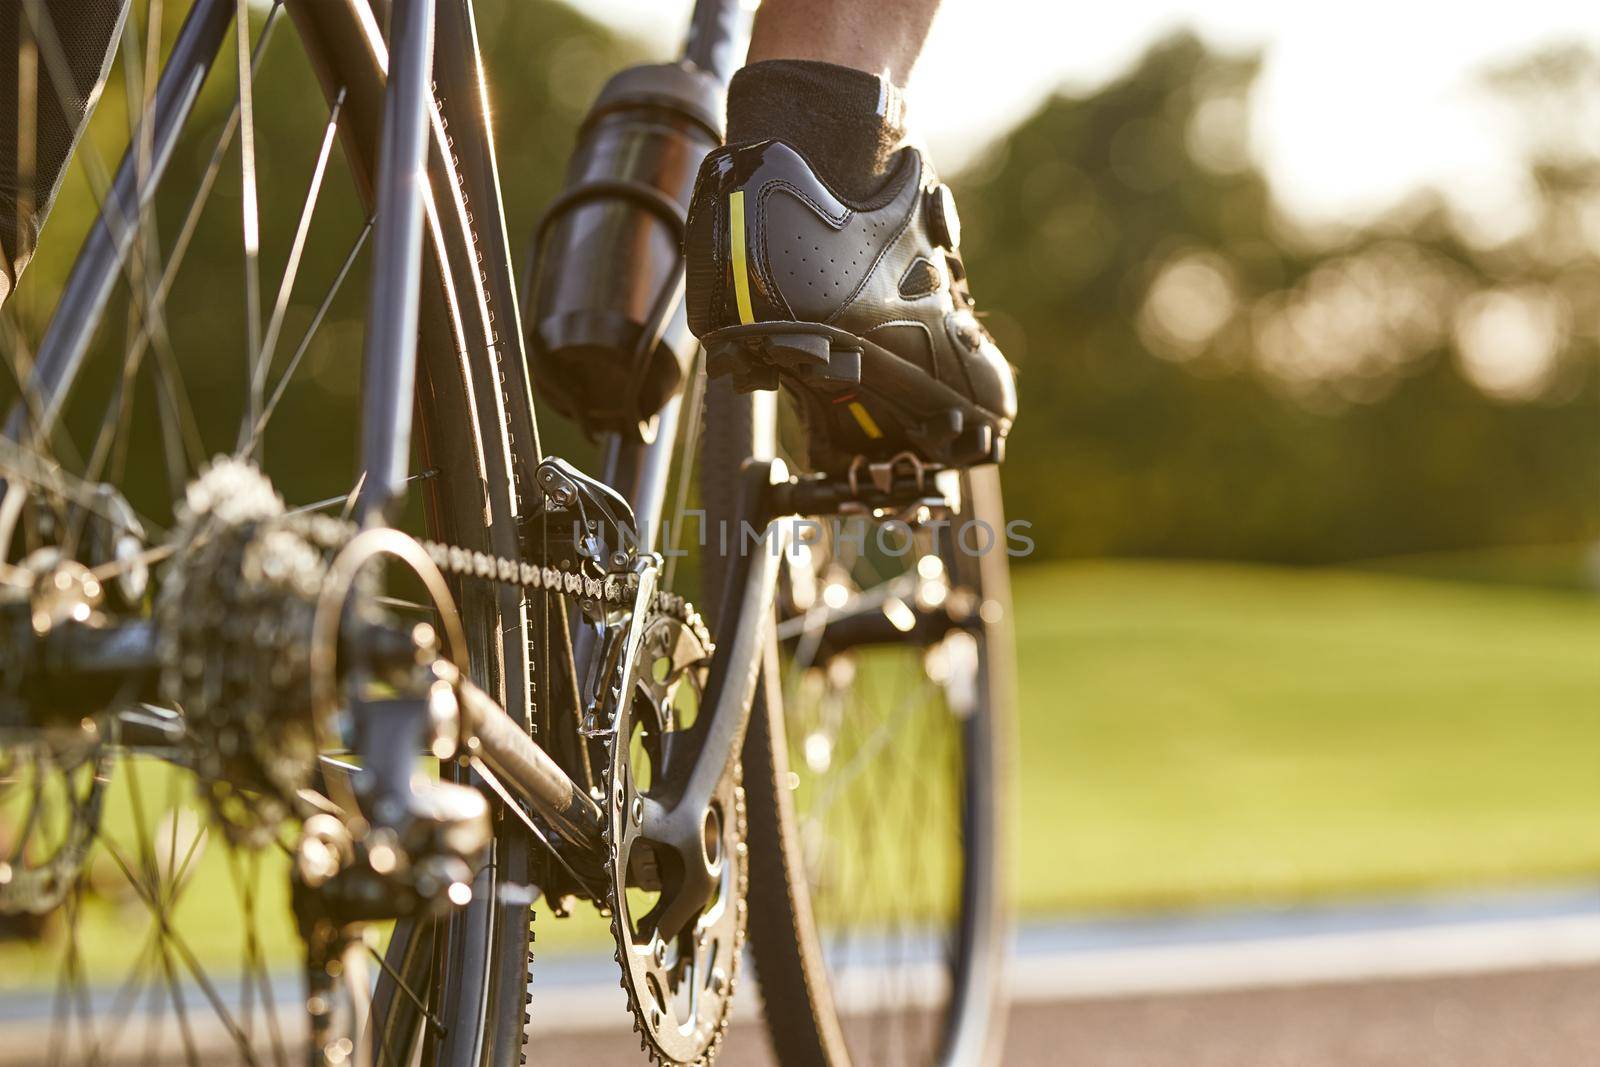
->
<box><xmin>701</xmin><ymin>321</ymin><xmax>1006</xmax><ymax>472</ymax></box>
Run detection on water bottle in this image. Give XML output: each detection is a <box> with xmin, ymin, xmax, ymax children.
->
<box><xmin>525</xmin><ymin>62</ymin><xmax>724</xmax><ymax>440</ymax></box>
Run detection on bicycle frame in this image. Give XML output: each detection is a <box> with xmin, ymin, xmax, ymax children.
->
<box><xmin>0</xmin><ymin>0</ymin><xmax>777</xmax><ymax>924</ymax></box>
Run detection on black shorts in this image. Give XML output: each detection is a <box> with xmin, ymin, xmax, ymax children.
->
<box><xmin>0</xmin><ymin>0</ymin><xmax>128</xmax><ymax>299</ymax></box>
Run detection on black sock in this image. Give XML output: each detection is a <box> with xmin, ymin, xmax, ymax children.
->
<box><xmin>725</xmin><ymin>59</ymin><xmax>908</xmax><ymax>203</ymax></box>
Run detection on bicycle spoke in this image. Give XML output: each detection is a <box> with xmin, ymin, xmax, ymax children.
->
<box><xmin>154</xmin><ymin>933</ymin><xmax>204</xmax><ymax>1067</ymax></box>
<box><xmin>235</xmin><ymin>0</ymin><xmax>265</xmax><ymax>440</ymax></box>
<box><xmin>805</xmin><ymin>676</ymin><xmax>924</xmax><ymax>828</ymax></box>
<box><xmin>49</xmin><ymin>887</ymin><xmax>100</xmax><ymax>1067</ymax></box>
<box><xmin>148</xmin><ymin>337</ymin><xmax>205</xmax><ymax>486</ymax></box>
<box><xmin>99</xmin><ymin>833</ymin><xmax>263</xmax><ymax>1066</ymax></box>
<box><xmin>250</xmin><ymin>855</ymin><xmax>289</xmax><ymax>1067</ymax></box>
<box><xmin>84</xmin><ymin>932</ymin><xmax>165</xmax><ymax>1064</ymax></box>
<box><xmin>15</xmin><ymin>1</ymin><xmax>39</xmax><ymax>236</ymax></box>
<box><xmin>0</xmin><ymin>438</ymin><xmax>166</xmax><ymax>542</ymax></box>
<box><xmin>0</xmin><ymin>316</ymin><xmax>83</xmax><ymax>481</ymax></box>
<box><xmin>16</xmin><ymin>1</ymin><xmax>284</xmax><ymax>480</ymax></box>
<box><xmin>164</xmin><ymin>1</ymin><xmax>285</xmax><ymax>309</ymax></box>
<box><xmin>103</xmin><ymin>4</ymin><xmax>197</xmax><ymax>512</ymax></box>
<box><xmin>257</xmin><ymin>88</ymin><xmax>346</xmax><ymax>395</ymax></box>
<box><xmin>117</xmin><ymin>760</ymin><xmax>268</xmax><ymax>1065</ymax></box>
<box><xmin>772</xmin><ymin>516</ymin><xmax>987</xmax><ymax>1063</ymax></box>
<box><xmin>245</xmin><ymin>221</ymin><xmax>372</xmax><ymax>454</ymax></box>
<box><xmin>3</xmin><ymin>12</ymin><xmax>53</xmax><ymax>466</ymax></box>
<box><xmin>368</xmin><ymin>942</ymin><xmax>450</xmax><ymax>1040</ymax></box>
<box><xmin>72</xmin><ymin>307</ymin><xmax>148</xmax><ymax>551</ymax></box>
<box><xmin>23</xmin><ymin>4</ymin><xmax>172</xmax><ymax>444</ymax></box>
<box><xmin>108</xmin><ymin>0</ymin><xmax>168</xmax><ymax>479</ymax></box>
<box><xmin>142</xmin><ymin>4</ymin><xmax>286</xmax><ymax>476</ymax></box>
<box><xmin>282</xmin><ymin>466</ymin><xmax>437</xmax><ymax>519</ymax></box>
<box><xmin>0</xmin><ymin>321</ymin><xmax>45</xmax><ymax>454</ymax></box>
<box><xmin>0</xmin><ymin>3</ymin><xmax>522</xmax><ymax>1063</ymax></box>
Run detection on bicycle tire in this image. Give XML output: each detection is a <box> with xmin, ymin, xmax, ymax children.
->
<box><xmin>286</xmin><ymin>4</ymin><xmax>537</xmax><ymax>1065</ymax></box>
<box><xmin>702</xmin><ymin>385</ymin><xmax>1015</xmax><ymax>1067</ymax></box>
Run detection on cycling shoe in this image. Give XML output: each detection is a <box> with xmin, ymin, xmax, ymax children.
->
<box><xmin>684</xmin><ymin>140</ymin><xmax>1016</xmax><ymax>472</ymax></box>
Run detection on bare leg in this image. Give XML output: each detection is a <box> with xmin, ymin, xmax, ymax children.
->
<box><xmin>746</xmin><ymin>0</ymin><xmax>941</xmax><ymax>85</ymax></box>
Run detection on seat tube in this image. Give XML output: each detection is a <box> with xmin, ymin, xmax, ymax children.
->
<box><xmin>356</xmin><ymin>0</ymin><xmax>435</xmax><ymax>525</ymax></box>
<box><xmin>683</xmin><ymin>0</ymin><xmax>744</xmax><ymax>84</ymax></box>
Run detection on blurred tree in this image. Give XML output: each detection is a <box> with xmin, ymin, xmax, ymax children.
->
<box><xmin>957</xmin><ymin>33</ymin><xmax>1600</xmax><ymax>562</ymax></box>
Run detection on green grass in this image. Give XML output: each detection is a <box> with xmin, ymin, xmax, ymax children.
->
<box><xmin>1012</xmin><ymin>559</ymin><xmax>1600</xmax><ymax>913</ymax></box>
<box><xmin>1351</xmin><ymin>541</ymin><xmax>1598</xmax><ymax>593</ymax></box>
<box><xmin>4</xmin><ymin>558</ymin><xmax>1598</xmax><ymax>982</ymax></box>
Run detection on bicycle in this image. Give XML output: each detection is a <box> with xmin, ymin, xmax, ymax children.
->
<box><xmin>0</xmin><ymin>2</ymin><xmax>1015</xmax><ymax>1065</ymax></box>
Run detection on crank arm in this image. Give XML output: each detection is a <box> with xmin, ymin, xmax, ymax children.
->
<box><xmin>683</xmin><ymin>458</ymin><xmax>788</xmax><ymax>806</ymax></box>
<box><xmin>641</xmin><ymin>457</ymin><xmax>788</xmax><ymax>940</ymax></box>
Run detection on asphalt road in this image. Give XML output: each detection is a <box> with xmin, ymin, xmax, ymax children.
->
<box><xmin>530</xmin><ymin>964</ymin><xmax>1600</xmax><ymax>1067</ymax></box>
<box><xmin>4</xmin><ymin>888</ymin><xmax>1595</xmax><ymax>1064</ymax></box>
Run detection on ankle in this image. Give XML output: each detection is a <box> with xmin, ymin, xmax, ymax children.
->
<box><xmin>725</xmin><ymin>59</ymin><xmax>908</xmax><ymax>203</ymax></box>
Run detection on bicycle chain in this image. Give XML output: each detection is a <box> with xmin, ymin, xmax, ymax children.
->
<box><xmin>265</xmin><ymin>510</ymin><xmax>711</xmax><ymax>648</ymax></box>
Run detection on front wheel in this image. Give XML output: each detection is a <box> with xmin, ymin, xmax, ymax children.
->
<box><xmin>703</xmin><ymin>387</ymin><xmax>1015</xmax><ymax>1067</ymax></box>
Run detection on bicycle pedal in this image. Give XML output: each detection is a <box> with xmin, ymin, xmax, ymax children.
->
<box><xmin>579</xmin><ymin>708</ymin><xmax>617</xmax><ymax>738</ymax></box>
<box><xmin>770</xmin><ymin>452</ymin><xmax>959</xmax><ymax>519</ymax></box>
<box><xmin>902</xmin><ymin>408</ymin><xmax>1004</xmax><ymax>467</ymax></box>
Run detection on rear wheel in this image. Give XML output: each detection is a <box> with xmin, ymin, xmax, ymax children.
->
<box><xmin>703</xmin><ymin>387</ymin><xmax>1014</xmax><ymax>1067</ymax></box>
<box><xmin>0</xmin><ymin>2</ymin><xmax>537</xmax><ymax>1065</ymax></box>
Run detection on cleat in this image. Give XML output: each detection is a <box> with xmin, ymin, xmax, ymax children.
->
<box><xmin>811</xmin><ymin>345</ymin><xmax>862</xmax><ymax>384</ymax></box>
<box><xmin>730</xmin><ymin>360</ymin><xmax>780</xmax><ymax>393</ymax></box>
<box><xmin>921</xmin><ymin>408</ymin><xmax>964</xmax><ymax>446</ymax></box>
<box><xmin>764</xmin><ymin>330</ymin><xmax>830</xmax><ymax>368</ymax></box>
<box><xmin>939</xmin><ymin>418</ymin><xmax>989</xmax><ymax>463</ymax></box>
<box><xmin>704</xmin><ymin>339</ymin><xmax>746</xmax><ymax>379</ymax></box>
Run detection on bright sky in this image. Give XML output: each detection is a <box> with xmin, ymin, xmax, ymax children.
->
<box><xmin>575</xmin><ymin>0</ymin><xmax>1600</xmax><ymax>231</ymax></box>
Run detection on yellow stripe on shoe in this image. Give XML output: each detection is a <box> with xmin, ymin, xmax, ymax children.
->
<box><xmin>728</xmin><ymin>190</ymin><xmax>755</xmax><ymax>325</ymax></box>
<box><xmin>847</xmin><ymin>401</ymin><xmax>884</xmax><ymax>439</ymax></box>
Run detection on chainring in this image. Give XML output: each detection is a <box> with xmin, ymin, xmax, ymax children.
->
<box><xmin>604</xmin><ymin>612</ymin><xmax>746</xmax><ymax>1066</ymax></box>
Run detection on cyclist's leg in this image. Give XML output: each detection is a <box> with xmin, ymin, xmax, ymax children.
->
<box><xmin>0</xmin><ymin>0</ymin><xmax>128</xmax><ymax>307</ymax></box>
<box><xmin>748</xmin><ymin>0</ymin><xmax>937</xmax><ymax>80</ymax></box>
<box><xmin>736</xmin><ymin>0</ymin><xmax>938</xmax><ymax>199</ymax></box>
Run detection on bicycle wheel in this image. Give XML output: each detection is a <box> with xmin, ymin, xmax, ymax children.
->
<box><xmin>0</xmin><ymin>2</ymin><xmax>538</xmax><ymax>1065</ymax></box>
<box><xmin>702</xmin><ymin>386</ymin><xmax>1014</xmax><ymax>1067</ymax></box>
